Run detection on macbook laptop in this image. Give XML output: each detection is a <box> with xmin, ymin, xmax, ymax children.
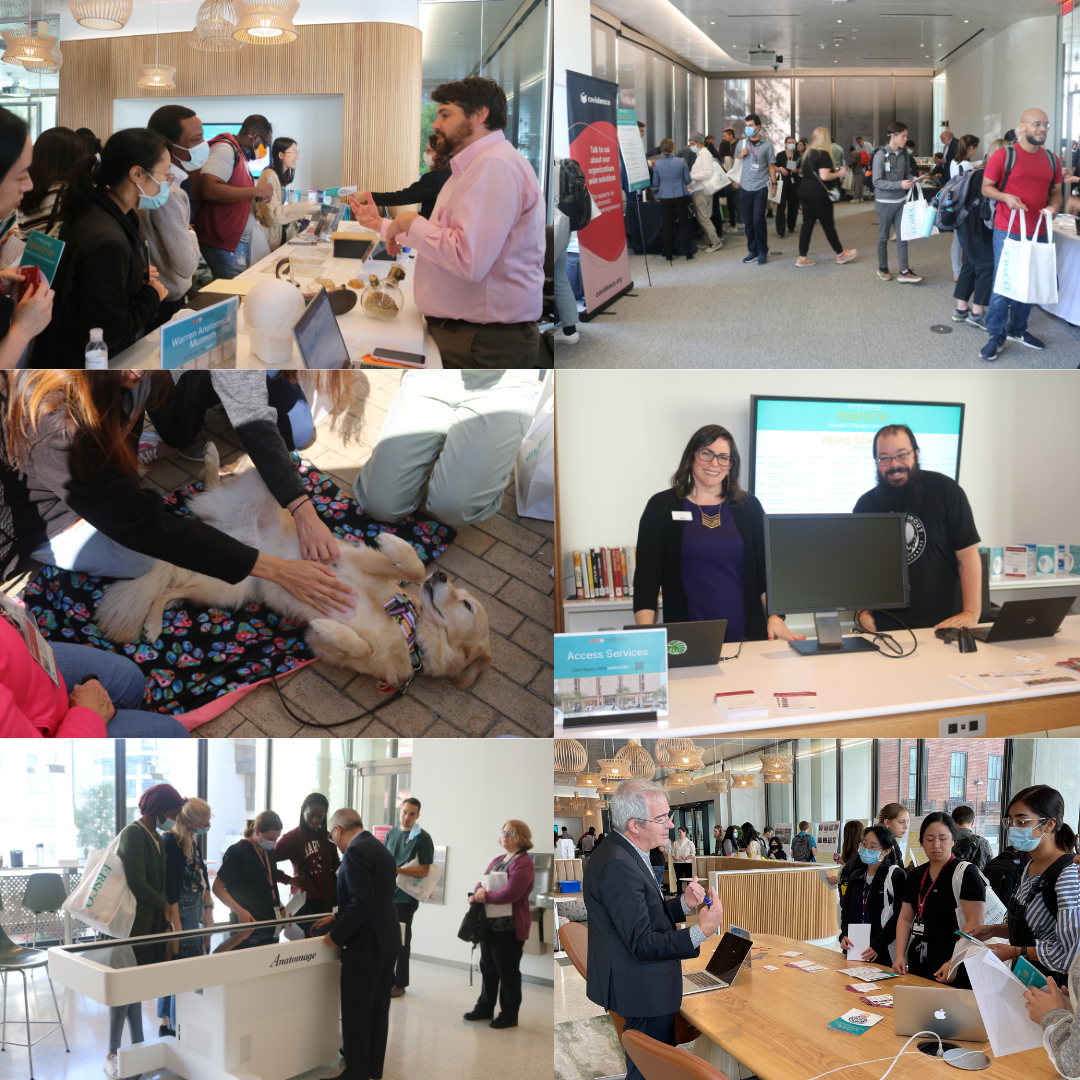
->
<box><xmin>292</xmin><ymin>287</ymin><xmax>352</xmax><ymax>369</ymax></box>
<box><xmin>892</xmin><ymin>985</ymin><xmax>987</xmax><ymax>1041</ymax></box>
<box><xmin>940</xmin><ymin>596</ymin><xmax>1076</xmax><ymax>644</ymax></box>
<box><xmin>681</xmin><ymin>932</ymin><xmax>754</xmax><ymax>996</ymax></box>
<box><xmin>622</xmin><ymin>620</ymin><xmax>728</xmax><ymax>668</ymax></box>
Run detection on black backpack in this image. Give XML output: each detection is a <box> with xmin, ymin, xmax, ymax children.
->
<box><xmin>791</xmin><ymin>833</ymin><xmax>815</xmax><ymax>862</ymax></box>
<box><xmin>952</xmin><ymin>832</ymin><xmax>984</xmax><ymax>868</ymax></box>
<box><xmin>983</xmin><ymin>848</ymin><xmax>1025</xmax><ymax>905</ymax></box>
<box><xmin>557</xmin><ymin>158</ymin><xmax>593</xmax><ymax>232</ymax></box>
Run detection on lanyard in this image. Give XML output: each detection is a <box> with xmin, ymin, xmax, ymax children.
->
<box><xmin>747</xmin><ymin>139</ymin><xmax>760</xmax><ymax>163</ymax></box>
<box><xmin>252</xmin><ymin>840</ymin><xmax>276</xmax><ymax>898</ymax></box>
<box><xmin>861</xmin><ymin>876</ymin><xmax>873</xmax><ymax>923</ymax></box>
<box><xmin>916</xmin><ymin>858</ymin><xmax>954</xmax><ymax>921</ymax></box>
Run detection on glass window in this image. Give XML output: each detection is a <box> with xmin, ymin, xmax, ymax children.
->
<box><xmin>689</xmin><ymin>73</ymin><xmax>704</xmax><ymax>141</ymax></box>
<box><xmin>795</xmin><ymin>77</ymin><xmax>832</xmax><ymax>144</ymax></box>
<box><xmin>766</xmin><ymin>741</ymin><xmax>795</xmax><ymax>828</ymax></box>
<box><xmin>1010</xmin><ymin>739</ymin><xmax>1080</xmax><ymax>848</ymax></box>
<box><xmin>754</xmin><ymin>77</ymin><xmax>792</xmax><ymax>145</ymax></box>
<box><xmin>648</xmin><ymin>51</ymin><xmax>673</xmax><ymax>146</ymax></box>
<box><xmin>908</xmin><ymin>746</ymin><xmax>917</xmax><ymax>803</ymax></box>
<box><xmin>204</xmin><ymin>739</ymin><xmax>268</xmax><ymax>885</ymax></box>
<box><xmin>894</xmin><ymin>77</ymin><xmax>934</xmax><ymax>159</ymax></box>
<box><xmin>950</xmin><ymin>752</ymin><xmax>968</xmax><ymax>802</ymax></box>
<box><xmin>835</xmin><ymin>76</ymin><xmax>894</xmax><ymax>155</ymax></box>
<box><xmin>591</xmin><ymin>16</ymin><xmax>617</xmax><ymax>82</ymax></box>
<box><xmin>875</xmin><ymin>738</ymin><xmax>919</xmax><ymax>816</ymax></box>
<box><xmin>707</xmin><ymin>78</ymin><xmax>750</xmax><ymax>142</ymax></box>
<box><xmin>840</xmin><ymin>739</ymin><xmax>872</xmax><ymax>822</ymax></box>
<box><xmin>124</xmin><ymin>742</ymin><xmax>198</xmax><ymax>828</ymax></box>
<box><xmin>674</xmin><ymin>66</ymin><xmax>689</xmax><ymax>146</ymax></box>
<box><xmin>922</xmin><ymin>739</ymin><xmax>1006</xmax><ymax>857</ymax></box>
<box><xmin>726</xmin><ymin>746</ymin><xmax>767</xmax><ymax>836</ymax></box>
<box><xmin>617</xmin><ymin>36</ymin><xmax>648</xmax><ymax>140</ymax></box>
<box><xmin>269</xmin><ymin>740</ymin><xmax>348</xmax><ymax>837</ymax></box>
<box><xmin>987</xmin><ymin>755</ymin><xmax>1003</xmax><ymax>805</ymax></box>
<box><xmin>795</xmin><ymin>739</ymin><xmax>837</xmax><ymax>829</ymax></box>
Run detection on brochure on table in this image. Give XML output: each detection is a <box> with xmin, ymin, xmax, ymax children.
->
<box><xmin>161</xmin><ymin>296</ymin><xmax>239</xmax><ymax>370</ymax></box>
<box><xmin>554</xmin><ymin>628</ymin><xmax>669</xmax><ymax>720</ymax></box>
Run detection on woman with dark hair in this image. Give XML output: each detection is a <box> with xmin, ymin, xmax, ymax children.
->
<box><xmin>835</xmin><ymin>819</ymin><xmax>867</xmax><ymax>904</ymax></box>
<box><xmin>632</xmin><ymin>424</ymin><xmax>805</xmax><ymax>642</ymax></box>
<box><xmin>33</xmin><ymin>128</ymin><xmax>171</xmax><ymax>366</ymax></box>
<box><xmin>75</xmin><ymin>127</ymin><xmax>102</xmax><ymax>156</ymax></box>
<box><xmin>0</xmin><ymin>107</ymin><xmax>54</xmax><ymax>368</ymax></box>
<box><xmin>355</xmin><ymin>133</ymin><xmax>452</xmax><ymax>222</ymax></box>
<box><xmin>0</xmin><ymin>371</ymin><xmax>357</xmax><ymax>619</ymax></box>
<box><xmin>213</xmin><ymin>809</ymin><xmax>291</xmax><ymax>925</ymax></box>
<box><xmin>722</xmin><ymin>824</ymin><xmax>739</xmax><ymax>856</ymax></box>
<box><xmin>740</xmin><ymin>822</ymin><xmax>762</xmax><ymax>858</ymax></box>
<box><xmin>877</xmin><ymin>802</ymin><xmax>914</xmax><ymax>868</ymax></box>
<box><xmin>18</xmin><ymin>126</ymin><xmax>87</xmax><ymax>240</ymax></box>
<box><xmin>893</xmin><ymin>812</ymin><xmax>986</xmax><ymax>988</ymax></box>
<box><xmin>255</xmin><ymin>137</ymin><xmax>313</xmax><ymax>253</ymax></box>
<box><xmin>968</xmin><ymin>785</ymin><xmax>1080</xmax><ymax>985</ymax></box>
<box><xmin>840</xmin><ymin>823</ymin><xmax>906</xmax><ymax>963</ymax></box>
<box><xmin>272</xmin><ymin>792</ymin><xmax>342</xmax><ymax>922</ymax></box>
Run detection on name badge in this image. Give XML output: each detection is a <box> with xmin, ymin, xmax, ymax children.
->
<box><xmin>750</xmin><ymin>163</ymin><xmax>760</xmax><ymax>170</ymax></box>
<box><xmin>885</xmin><ymin>161</ymin><xmax>891</xmax><ymax>172</ymax></box>
<box><xmin>672</xmin><ymin>511</ymin><xmax>692</xmax><ymax>521</ymax></box>
<box><xmin>911</xmin><ymin>921</ymin><xmax>925</xmax><ymax>937</ymax></box>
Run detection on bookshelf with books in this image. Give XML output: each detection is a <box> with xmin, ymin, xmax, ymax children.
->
<box><xmin>569</xmin><ymin>546</ymin><xmax>638</xmax><ymax>601</ymax></box>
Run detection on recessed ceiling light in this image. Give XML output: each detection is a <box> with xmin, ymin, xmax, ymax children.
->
<box><xmin>964</xmin><ymin>19</ymin><xmax>969</xmax><ymax>22</ymax></box>
<box><xmin>837</xmin><ymin>19</ymin><xmax>842</xmax><ymax>23</ymax></box>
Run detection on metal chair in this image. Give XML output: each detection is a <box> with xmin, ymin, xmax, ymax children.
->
<box><xmin>20</xmin><ymin>875</ymin><xmax>67</xmax><ymax>948</ymax></box>
<box><xmin>0</xmin><ymin>922</ymin><xmax>69</xmax><ymax>1078</ymax></box>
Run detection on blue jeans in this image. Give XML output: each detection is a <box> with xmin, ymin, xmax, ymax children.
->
<box><xmin>553</xmin><ymin>222</ymin><xmax>578</xmax><ymax>328</ymax></box>
<box><xmin>739</xmin><ymin>186</ymin><xmax>769</xmax><ymax>258</ymax></box>
<box><xmin>158</xmin><ymin>889</ymin><xmax>205</xmax><ymax>1025</ymax></box>
<box><xmin>265</xmin><ymin>372</ymin><xmax>313</xmax><ymax>450</ymax></box>
<box><xmin>200</xmin><ymin>238</ymin><xmax>250</xmax><ymax>280</ymax></box>
<box><xmin>52</xmin><ymin>643</ymin><xmax>190</xmax><ymax>737</ymax></box>
<box><xmin>32</xmin><ymin>519</ymin><xmax>157</xmax><ymax>579</ymax></box>
<box><xmin>985</xmin><ymin>226</ymin><xmax>1050</xmax><ymax>340</ymax></box>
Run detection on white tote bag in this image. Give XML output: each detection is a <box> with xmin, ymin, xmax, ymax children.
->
<box><xmin>725</xmin><ymin>153</ymin><xmax>743</xmax><ymax>188</ymax></box>
<box><xmin>481</xmin><ymin>870</ymin><xmax>513</xmax><ymax>919</ymax></box>
<box><xmin>768</xmin><ymin>177</ymin><xmax>783</xmax><ymax>204</ymax></box>
<box><xmin>992</xmin><ymin>208</ymin><xmax>1059</xmax><ymax>305</ymax></box>
<box><xmin>514</xmin><ymin>370</ymin><xmax>554</xmax><ymax>521</ymax></box>
<box><xmin>395</xmin><ymin>857</ymin><xmax>443</xmax><ymax>904</ymax></box>
<box><xmin>701</xmin><ymin>157</ymin><xmax>729</xmax><ymax>195</ymax></box>
<box><xmin>899</xmin><ymin>186</ymin><xmax>938</xmax><ymax>241</ymax></box>
<box><xmin>63</xmin><ymin>837</ymin><xmax>138</xmax><ymax>938</ymax></box>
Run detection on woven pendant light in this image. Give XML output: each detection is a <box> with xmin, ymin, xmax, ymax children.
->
<box><xmin>2</xmin><ymin>18</ymin><xmax>57</xmax><ymax>67</ymax></box>
<box><xmin>668</xmin><ymin>770</ymin><xmax>694</xmax><ymax>787</ymax></box>
<box><xmin>703</xmin><ymin>771</ymin><xmax>729</xmax><ymax>793</ymax></box>
<box><xmin>612</xmin><ymin>738</ymin><xmax>656</xmax><ymax>779</ymax></box>
<box><xmin>575</xmin><ymin>772</ymin><xmax>599</xmax><ymax>789</ymax></box>
<box><xmin>196</xmin><ymin>0</ymin><xmax>239</xmax><ymax>43</ymax></box>
<box><xmin>232</xmin><ymin>0</ymin><xmax>298</xmax><ymax>45</ymax></box>
<box><xmin>762</xmin><ymin>749</ymin><xmax>794</xmax><ymax>784</ymax></box>
<box><xmin>136</xmin><ymin>0</ymin><xmax>175</xmax><ymax>90</ymax></box>
<box><xmin>188</xmin><ymin>28</ymin><xmax>243</xmax><ymax>52</ymax></box>
<box><xmin>69</xmin><ymin>0</ymin><xmax>131</xmax><ymax>30</ymax></box>
<box><xmin>555</xmin><ymin>738</ymin><xmax>588</xmax><ymax>776</ymax></box>
<box><xmin>730</xmin><ymin>771</ymin><xmax>758</xmax><ymax>790</ymax></box>
<box><xmin>655</xmin><ymin>738</ymin><xmax>704</xmax><ymax>770</ymax></box>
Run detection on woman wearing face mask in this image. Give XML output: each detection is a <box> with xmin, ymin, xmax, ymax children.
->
<box><xmin>213</xmin><ymin>810</ymin><xmax>293</xmax><ymax>925</ymax></box>
<box><xmin>877</xmin><ymin>802</ymin><xmax>915</xmax><ymax>868</ymax></box>
<box><xmin>106</xmin><ymin>783</ymin><xmax>185</xmax><ymax>1080</ymax></box>
<box><xmin>156</xmin><ymin>797</ymin><xmax>214</xmax><ymax>1037</ymax></box>
<box><xmin>256</xmin><ymin>138</ymin><xmax>314</xmax><ymax>254</ymax></box>
<box><xmin>34</xmin><ymin>128</ymin><xmax>169</xmax><ymax>366</ymax></box>
<box><xmin>0</xmin><ymin>107</ymin><xmax>54</xmax><ymax>368</ymax></box>
<box><xmin>840</xmin><ymin>825</ymin><xmax>906</xmax><ymax>963</ymax></box>
<box><xmin>774</xmin><ymin>136</ymin><xmax>801</xmax><ymax>238</ymax></box>
<box><xmin>892</xmin><ymin>813</ymin><xmax>985</xmax><ymax>988</ymax></box>
<box><xmin>272</xmin><ymin>792</ymin><xmax>341</xmax><ymax>922</ymax></box>
<box><xmin>967</xmin><ymin>786</ymin><xmax>1080</xmax><ymax>986</ymax></box>
<box><xmin>356</xmin><ymin>133</ymin><xmax>452</xmax><ymax>223</ymax></box>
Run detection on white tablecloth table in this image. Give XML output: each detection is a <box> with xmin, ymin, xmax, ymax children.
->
<box><xmin>1040</xmin><ymin>215</ymin><xmax>1080</xmax><ymax>326</ymax></box>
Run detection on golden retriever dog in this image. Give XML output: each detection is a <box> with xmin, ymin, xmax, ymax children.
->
<box><xmin>94</xmin><ymin>444</ymin><xmax>492</xmax><ymax>690</ymax></box>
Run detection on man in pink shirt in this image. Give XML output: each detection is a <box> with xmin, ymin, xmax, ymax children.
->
<box><xmin>350</xmin><ymin>77</ymin><xmax>544</xmax><ymax>368</ymax></box>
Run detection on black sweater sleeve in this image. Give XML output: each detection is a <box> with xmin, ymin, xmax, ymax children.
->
<box><xmin>632</xmin><ymin>492</ymin><xmax>669</xmax><ymax>615</ymax></box>
<box><xmin>368</xmin><ymin>170</ymin><xmax>447</xmax><ymax>209</ymax></box>
<box><xmin>75</xmin><ymin>239</ymin><xmax>160</xmax><ymax>357</ymax></box>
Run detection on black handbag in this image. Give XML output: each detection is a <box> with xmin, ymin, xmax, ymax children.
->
<box><xmin>458</xmin><ymin>898</ymin><xmax>487</xmax><ymax>985</ymax></box>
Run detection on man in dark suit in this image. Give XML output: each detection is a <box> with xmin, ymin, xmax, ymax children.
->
<box><xmin>941</xmin><ymin>129</ymin><xmax>958</xmax><ymax>173</ymax></box>
<box><xmin>583</xmin><ymin>779</ymin><xmax>723</xmax><ymax>1080</ymax></box>
<box><xmin>315</xmin><ymin>808</ymin><xmax>399</xmax><ymax>1080</ymax></box>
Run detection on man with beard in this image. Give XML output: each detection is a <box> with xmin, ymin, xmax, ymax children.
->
<box><xmin>980</xmin><ymin>108</ymin><xmax>1064</xmax><ymax>358</ymax></box>
<box><xmin>852</xmin><ymin>424</ymin><xmax>981</xmax><ymax>634</ymax></box>
<box><xmin>349</xmin><ymin>77</ymin><xmax>543</xmax><ymax>368</ymax></box>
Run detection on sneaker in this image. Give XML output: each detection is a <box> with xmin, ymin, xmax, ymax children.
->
<box><xmin>390</xmin><ymin>985</ymin><xmax>406</xmax><ymax>998</ymax></box>
<box><xmin>707</xmin><ymin>241</ymin><xmax>723</xmax><ymax>252</ymax></box>
<box><xmin>175</xmin><ymin>436</ymin><xmax>207</xmax><ymax>461</ymax></box>
<box><xmin>104</xmin><ymin>1054</ymin><xmax>121</xmax><ymax>1080</ymax></box>
<box><xmin>836</xmin><ymin>249</ymin><xmax>857</xmax><ymax>264</ymax></box>
<box><xmin>897</xmin><ymin>269</ymin><xmax>923</xmax><ymax>283</ymax></box>
<box><xmin>952</xmin><ymin>309</ymin><xmax>970</xmax><ymax>323</ymax></box>
<box><xmin>559</xmin><ymin>329</ymin><xmax>580</xmax><ymax>344</ymax></box>
<box><xmin>742</xmin><ymin>254</ymin><xmax>756</xmax><ymax>263</ymax></box>
<box><xmin>1006</xmin><ymin>330</ymin><xmax>1045</xmax><ymax>350</ymax></box>
<box><xmin>877</xmin><ymin>269</ymin><xmax>892</xmax><ymax>281</ymax></box>
<box><xmin>795</xmin><ymin>257</ymin><xmax>816</xmax><ymax>267</ymax></box>
<box><xmin>137</xmin><ymin>430</ymin><xmax>175</xmax><ymax>466</ymax></box>
<box><xmin>757</xmin><ymin>256</ymin><xmax>768</xmax><ymax>265</ymax></box>
<box><xmin>980</xmin><ymin>336</ymin><xmax>1004</xmax><ymax>361</ymax></box>
<box><xmin>967</xmin><ymin>313</ymin><xmax>987</xmax><ymax>331</ymax></box>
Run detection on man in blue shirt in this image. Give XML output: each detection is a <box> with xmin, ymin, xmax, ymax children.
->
<box><xmin>382</xmin><ymin>797</ymin><xmax>434</xmax><ymax>997</ymax></box>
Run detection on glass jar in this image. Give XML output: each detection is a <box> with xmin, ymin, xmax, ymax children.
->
<box><xmin>359</xmin><ymin>266</ymin><xmax>406</xmax><ymax>320</ymax></box>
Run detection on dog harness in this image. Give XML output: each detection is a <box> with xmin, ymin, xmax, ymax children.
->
<box><xmin>376</xmin><ymin>590</ymin><xmax>423</xmax><ymax>694</ymax></box>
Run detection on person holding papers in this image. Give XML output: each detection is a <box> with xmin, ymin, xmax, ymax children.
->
<box><xmin>632</xmin><ymin>424</ymin><xmax>804</xmax><ymax>642</ymax></box>
<box><xmin>967</xmin><ymin>785</ymin><xmax>1080</xmax><ymax>986</ymax></box>
<box><xmin>893</xmin><ymin>813</ymin><xmax>986</xmax><ymax>989</ymax></box>
<box><xmin>839</xmin><ymin>824</ymin><xmax>907</xmax><ymax>963</ymax></box>
<box><xmin>583</xmin><ymin>779</ymin><xmax>723</xmax><ymax>1080</ymax></box>
<box><xmin>1023</xmin><ymin>949</ymin><xmax>1080</xmax><ymax>1076</ymax></box>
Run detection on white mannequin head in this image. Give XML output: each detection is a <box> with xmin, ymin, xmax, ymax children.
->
<box><xmin>243</xmin><ymin>279</ymin><xmax>306</xmax><ymax>364</ymax></box>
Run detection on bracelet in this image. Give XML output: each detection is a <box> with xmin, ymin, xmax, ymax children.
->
<box><xmin>289</xmin><ymin>498</ymin><xmax>311</xmax><ymax>516</ymax></box>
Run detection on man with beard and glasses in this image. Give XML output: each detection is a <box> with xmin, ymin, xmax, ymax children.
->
<box><xmin>349</xmin><ymin>77</ymin><xmax>544</xmax><ymax>368</ymax></box>
<box><xmin>852</xmin><ymin>424</ymin><xmax>982</xmax><ymax>635</ymax></box>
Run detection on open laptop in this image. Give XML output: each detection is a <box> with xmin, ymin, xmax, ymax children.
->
<box><xmin>939</xmin><ymin>596</ymin><xmax>1076</xmax><ymax>644</ymax></box>
<box><xmin>681</xmin><ymin>932</ymin><xmax>754</xmax><ymax>996</ymax></box>
<box><xmin>622</xmin><ymin>620</ymin><xmax>727</xmax><ymax>668</ymax></box>
<box><xmin>892</xmin><ymin>985</ymin><xmax>987</xmax><ymax>1041</ymax></box>
<box><xmin>292</xmin><ymin>287</ymin><xmax>352</xmax><ymax>369</ymax></box>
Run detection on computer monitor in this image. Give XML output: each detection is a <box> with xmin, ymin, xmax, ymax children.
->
<box><xmin>764</xmin><ymin>513</ymin><xmax>910</xmax><ymax>656</ymax></box>
<box><xmin>292</xmin><ymin>287</ymin><xmax>351</xmax><ymax>369</ymax></box>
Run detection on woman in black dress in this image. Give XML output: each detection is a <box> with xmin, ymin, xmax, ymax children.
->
<box><xmin>840</xmin><ymin>824</ymin><xmax>907</xmax><ymax>964</ymax></box>
<box><xmin>893</xmin><ymin>813</ymin><xmax>986</xmax><ymax>989</ymax></box>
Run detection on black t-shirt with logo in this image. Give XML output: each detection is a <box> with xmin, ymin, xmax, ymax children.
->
<box><xmin>853</xmin><ymin>470</ymin><xmax>980</xmax><ymax>631</ymax></box>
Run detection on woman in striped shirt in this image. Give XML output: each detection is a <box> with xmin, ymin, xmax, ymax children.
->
<box><xmin>969</xmin><ymin>784</ymin><xmax>1080</xmax><ymax>986</ymax></box>
<box><xmin>17</xmin><ymin>126</ymin><xmax>87</xmax><ymax>240</ymax></box>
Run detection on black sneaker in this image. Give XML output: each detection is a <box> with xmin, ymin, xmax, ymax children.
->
<box><xmin>463</xmin><ymin>1010</ymin><xmax>495</xmax><ymax>1022</ymax></box>
<box><xmin>489</xmin><ymin>1016</ymin><xmax>518</xmax><ymax>1029</ymax></box>
<box><xmin>742</xmin><ymin>254</ymin><xmax>756</xmax><ymax>263</ymax></box>
<box><xmin>897</xmin><ymin>269</ymin><xmax>924</xmax><ymax>283</ymax></box>
<box><xmin>951</xmin><ymin>309</ymin><xmax>969</xmax><ymax>323</ymax></box>
<box><xmin>1006</xmin><ymin>330</ymin><xmax>1045</xmax><ymax>350</ymax></box>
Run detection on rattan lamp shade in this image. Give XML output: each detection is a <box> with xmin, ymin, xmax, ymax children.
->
<box><xmin>136</xmin><ymin>63</ymin><xmax>176</xmax><ymax>90</ymax></box>
<box><xmin>730</xmin><ymin>772</ymin><xmax>758</xmax><ymax>790</ymax></box>
<box><xmin>613</xmin><ymin>740</ymin><xmax>656</xmax><ymax>779</ymax></box>
<box><xmin>232</xmin><ymin>0</ymin><xmax>298</xmax><ymax>44</ymax></box>
<box><xmin>2</xmin><ymin>21</ymin><xmax>57</xmax><ymax>66</ymax></box>
<box><xmin>575</xmin><ymin>773</ymin><xmax>599</xmax><ymax>789</ymax></box>
<box><xmin>187</xmin><ymin>28</ymin><xmax>243</xmax><ymax>52</ymax></box>
<box><xmin>69</xmin><ymin>0</ymin><xmax>132</xmax><ymax>30</ymax></box>
<box><xmin>554</xmin><ymin>739</ymin><xmax>588</xmax><ymax>775</ymax></box>
<box><xmin>655</xmin><ymin>738</ymin><xmax>704</xmax><ymax>769</ymax></box>
<box><xmin>196</xmin><ymin>0</ymin><xmax>239</xmax><ymax>43</ymax></box>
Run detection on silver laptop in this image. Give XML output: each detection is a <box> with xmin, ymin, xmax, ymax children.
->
<box><xmin>892</xmin><ymin>985</ymin><xmax>987</xmax><ymax>1041</ymax></box>
<box><xmin>681</xmin><ymin>932</ymin><xmax>754</xmax><ymax>996</ymax></box>
<box><xmin>292</xmin><ymin>286</ymin><xmax>352</xmax><ymax>369</ymax></box>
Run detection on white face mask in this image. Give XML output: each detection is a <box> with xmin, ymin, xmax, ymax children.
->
<box><xmin>175</xmin><ymin>139</ymin><xmax>209</xmax><ymax>172</ymax></box>
<box><xmin>423</xmin><ymin>151</ymin><xmax>435</xmax><ymax>168</ymax></box>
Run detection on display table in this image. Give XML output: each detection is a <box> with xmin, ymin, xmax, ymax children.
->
<box><xmin>556</xmin><ymin>615</ymin><xmax>1080</xmax><ymax>738</ymax></box>
<box><xmin>112</xmin><ymin>243</ymin><xmax>442</xmax><ymax>368</ymax></box>
<box><xmin>681</xmin><ymin>933</ymin><xmax>1054</xmax><ymax>1080</ymax></box>
<box><xmin>1041</xmin><ymin>215</ymin><xmax>1080</xmax><ymax>326</ymax></box>
<box><xmin>49</xmin><ymin>916</ymin><xmax>340</xmax><ymax>1080</ymax></box>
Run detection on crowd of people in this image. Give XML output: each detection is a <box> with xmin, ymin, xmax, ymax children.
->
<box><xmin>0</xmin><ymin>75</ymin><xmax>544</xmax><ymax>369</ymax></box>
<box><xmin>554</xmin><ymin>107</ymin><xmax>1080</xmax><ymax>360</ymax></box>
<box><xmin>103</xmin><ymin>784</ymin><xmax>536</xmax><ymax>1080</ymax></box>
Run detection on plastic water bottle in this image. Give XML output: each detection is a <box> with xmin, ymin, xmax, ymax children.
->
<box><xmin>85</xmin><ymin>328</ymin><xmax>108</xmax><ymax>370</ymax></box>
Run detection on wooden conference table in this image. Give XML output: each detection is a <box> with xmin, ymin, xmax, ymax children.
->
<box><xmin>681</xmin><ymin>933</ymin><xmax>1055</xmax><ymax>1080</ymax></box>
<box><xmin>558</xmin><ymin>615</ymin><xmax>1080</xmax><ymax>739</ymax></box>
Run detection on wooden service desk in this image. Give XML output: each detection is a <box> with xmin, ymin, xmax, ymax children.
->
<box><xmin>558</xmin><ymin>616</ymin><xmax>1080</xmax><ymax>739</ymax></box>
<box><xmin>679</xmin><ymin>933</ymin><xmax>1054</xmax><ymax>1080</ymax></box>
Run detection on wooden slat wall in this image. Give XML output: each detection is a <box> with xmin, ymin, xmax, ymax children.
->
<box><xmin>58</xmin><ymin>23</ymin><xmax>422</xmax><ymax>198</ymax></box>
<box><xmin>695</xmin><ymin>856</ymin><xmax>824</xmax><ymax>875</ymax></box>
<box><xmin>707</xmin><ymin>867</ymin><xmax>838</xmax><ymax>940</ymax></box>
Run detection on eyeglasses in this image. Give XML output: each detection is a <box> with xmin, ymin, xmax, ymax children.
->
<box><xmin>695</xmin><ymin>449</ymin><xmax>732</xmax><ymax>466</ymax></box>
<box><xmin>634</xmin><ymin>813</ymin><xmax>674</xmax><ymax>827</ymax></box>
<box><xmin>500</xmin><ymin>830</ymin><xmax>516</xmax><ymax>837</ymax></box>
<box><xmin>1003</xmin><ymin>815</ymin><xmax>1047</xmax><ymax>829</ymax></box>
<box><xmin>875</xmin><ymin>450</ymin><xmax>915</xmax><ymax>466</ymax></box>
<box><xmin>1027</xmin><ymin>122</ymin><xmax>1051</xmax><ymax>130</ymax></box>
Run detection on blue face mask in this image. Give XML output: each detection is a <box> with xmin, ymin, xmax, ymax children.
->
<box><xmin>155</xmin><ymin>817</ymin><xmax>173</xmax><ymax>831</ymax></box>
<box><xmin>745</xmin><ymin>125</ymin><xmax>756</xmax><ymax>138</ymax></box>
<box><xmin>859</xmin><ymin>847</ymin><xmax>881</xmax><ymax>865</ymax></box>
<box><xmin>194</xmin><ymin>827</ymin><xmax>210</xmax><ymax>836</ymax></box>
<box><xmin>136</xmin><ymin>175</ymin><xmax>170</xmax><ymax>211</ymax></box>
<box><xmin>1008</xmin><ymin>827</ymin><xmax>1043</xmax><ymax>852</ymax></box>
<box><xmin>259</xmin><ymin>838</ymin><xmax>276</xmax><ymax>851</ymax></box>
